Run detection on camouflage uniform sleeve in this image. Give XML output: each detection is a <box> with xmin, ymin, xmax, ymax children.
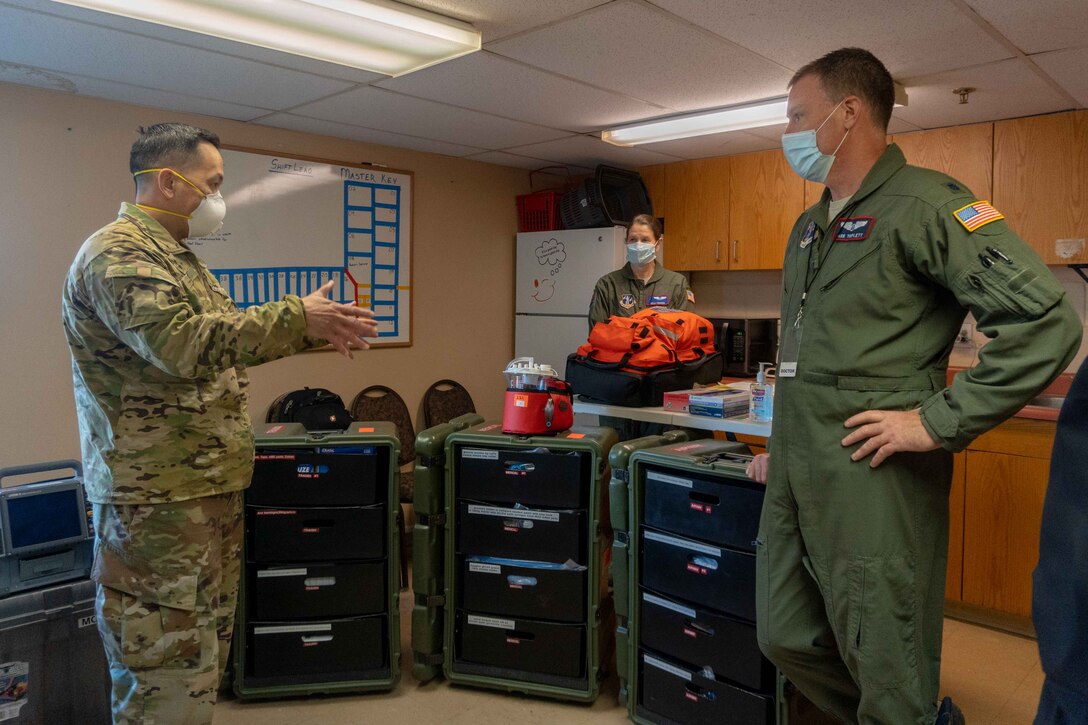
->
<box><xmin>588</xmin><ymin>276</ymin><xmax>612</xmax><ymax>331</ymax></box>
<box><xmin>908</xmin><ymin>202</ymin><xmax>1082</xmax><ymax>451</ymax></box>
<box><xmin>84</xmin><ymin>245</ymin><xmax>310</xmax><ymax>379</ymax></box>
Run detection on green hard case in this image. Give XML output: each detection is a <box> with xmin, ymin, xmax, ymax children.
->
<box><xmin>233</xmin><ymin>421</ymin><xmax>402</xmax><ymax>699</ymax></box>
<box><xmin>612</xmin><ymin>437</ymin><xmax>793</xmax><ymax>725</ymax></box>
<box><xmin>413</xmin><ymin>419</ymin><xmax>618</xmax><ymax>702</ymax></box>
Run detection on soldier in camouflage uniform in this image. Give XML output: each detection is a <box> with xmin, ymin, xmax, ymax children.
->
<box><xmin>61</xmin><ymin>123</ymin><xmax>377</xmax><ymax>724</ymax></box>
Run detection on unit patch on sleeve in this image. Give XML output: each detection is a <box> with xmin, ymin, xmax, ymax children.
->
<box><xmin>648</xmin><ymin>295</ymin><xmax>670</xmax><ymax>307</ymax></box>
<box><xmin>619</xmin><ymin>293</ymin><xmax>636</xmax><ymax>309</ymax></box>
<box><xmin>953</xmin><ymin>201</ymin><xmax>1004</xmax><ymax>232</ymax></box>
<box><xmin>834</xmin><ymin>217</ymin><xmax>875</xmax><ymax>242</ymax></box>
<box><xmin>686</xmin><ymin>289</ymin><xmax>695</xmax><ymax>304</ymax></box>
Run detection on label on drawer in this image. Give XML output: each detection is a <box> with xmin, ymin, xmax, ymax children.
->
<box><xmin>644</xmin><ymin>654</ymin><xmax>693</xmax><ymax>681</ymax></box>
<box><xmin>468</xmin><ymin>562</ymin><xmax>502</xmax><ymax>574</ymax></box>
<box><xmin>466</xmin><ymin>614</ymin><xmax>515</xmax><ymax>630</ymax></box>
<box><xmin>253</xmin><ymin>623</ymin><xmax>332</xmax><ymax>635</ymax></box>
<box><xmin>462</xmin><ymin>448</ymin><xmax>499</xmax><ymax>460</ymax></box>
<box><xmin>257</xmin><ymin>568</ymin><xmax>308</xmax><ymax>578</ymax></box>
<box><xmin>467</xmin><ymin>505</ymin><xmax>560</xmax><ymax>522</ymax></box>
<box><xmin>643</xmin><ymin>592</ymin><xmax>696</xmax><ymax>618</ymax></box>
<box><xmin>645</xmin><ymin>529</ymin><xmax>722</xmax><ymax>556</ymax></box>
<box><xmin>647</xmin><ymin>471</ymin><xmax>693</xmax><ymax>488</ymax></box>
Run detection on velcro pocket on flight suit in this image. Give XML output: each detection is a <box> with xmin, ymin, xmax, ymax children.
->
<box><xmin>846</xmin><ymin>554</ymin><xmax>918</xmax><ymax>689</ymax></box>
<box><xmin>104</xmin><ymin>263</ymin><xmax>184</xmax><ymax>330</ymax></box>
<box><xmin>834</xmin><ymin>373</ymin><xmax>941</xmax><ymax>411</ymax></box>
<box><xmin>93</xmin><ymin>538</ymin><xmax>202</xmax><ymax>670</ymax></box>
<box><xmin>954</xmin><ymin>263</ymin><xmax>1063</xmax><ymax>321</ymax></box>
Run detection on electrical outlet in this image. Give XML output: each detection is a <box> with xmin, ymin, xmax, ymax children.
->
<box><xmin>955</xmin><ymin>322</ymin><xmax>975</xmax><ymax>347</ymax></box>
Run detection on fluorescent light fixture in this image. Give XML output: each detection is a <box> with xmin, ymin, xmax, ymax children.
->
<box><xmin>602</xmin><ymin>83</ymin><xmax>909</xmax><ymax>147</ymax></box>
<box><xmin>603</xmin><ymin>97</ymin><xmax>789</xmax><ymax>147</ymax></box>
<box><xmin>49</xmin><ymin>0</ymin><xmax>481</xmax><ymax>76</ymax></box>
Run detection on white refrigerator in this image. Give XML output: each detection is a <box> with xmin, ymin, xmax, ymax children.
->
<box><xmin>515</xmin><ymin>227</ymin><xmax>628</xmax><ymax>425</ymax></box>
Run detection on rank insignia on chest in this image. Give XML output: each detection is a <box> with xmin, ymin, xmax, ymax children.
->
<box><xmin>834</xmin><ymin>217</ymin><xmax>875</xmax><ymax>242</ymax></box>
<box><xmin>619</xmin><ymin>293</ymin><xmax>635</xmax><ymax>309</ymax></box>
<box><xmin>953</xmin><ymin>201</ymin><xmax>1004</xmax><ymax>232</ymax></box>
<box><xmin>648</xmin><ymin>295</ymin><xmax>669</xmax><ymax>307</ymax></box>
<box><xmin>800</xmin><ymin>221</ymin><xmax>816</xmax><ymax>248</ymax></box>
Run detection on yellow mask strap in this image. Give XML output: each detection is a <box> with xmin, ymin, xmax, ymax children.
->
<box><xmin>133</xmin><ymin>203</ymin><xmax>191</xmax><ymax>220</ymax></box>
<box><xmin>133</xmin><ymin>167</ymin><xmax>207</xmax><ymax>196</ymax></box>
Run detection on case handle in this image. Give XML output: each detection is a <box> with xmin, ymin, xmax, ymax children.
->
<box><xmin>0</xmin><ymin>459</ymin><xmax>82</xmax><ymax>485</ymax></box>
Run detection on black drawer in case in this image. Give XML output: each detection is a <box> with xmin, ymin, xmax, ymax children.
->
<box><xmin>638</xmin><ymin>650</ymin><xmax>774</xmax><ymax>725</ymax></box>
<box><xmin>642</xmin><ymin>466</ymin><xmax>763</xmax><ymax>552</ymax></box>
<box><xmin>639</xmin><ymin>590</ymin><xmax>774</xmax><ymax>692</ymax></box>
<box><xmin>250</xmin><ymin>447</ymin><xmax>384</xmax><ymax>506</ymax></box>
<box><xmin>460</xmin><ymin>556</ymin><xmax>586</xmax><ymax>623</ymax></box>
<box><xmin>251</xmin><ymin>561</ymin><xmax>386</xmax><ymax>620</ymax></box>
<box><xmin>247</xmin><ymin>615</ymin><xmax>387</xmax><ymax>680</ymax></box>
<box><xmin>247</xmin><ymin>505</ymin><xmax>384</xmax><ymax>562</ymax></box>
<box><xmin>455</xmin><ymin>610</ymin><xmax>586</xmax><ymax>679</ymax></box>
<box><xmin>457</xmin><ymin>502</ymin><xmax>585</xmax><ymax>563</ymax></box>
<box><xmin>457</xmin><ymin>446</ymin><xmax>589</xmax><ymax>509</ymax></box>
<box><xmin>640</xmin><ymin>529</ymin><xmax>756</xmax><ymax>622</ymax></box>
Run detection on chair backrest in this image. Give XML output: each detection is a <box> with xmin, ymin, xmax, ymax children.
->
<box><xmin>350</xmin><ymin>385</ymin><xmax>415</xmax><ymax>465</ymax></box>
<box><xmin>422</xmin><ymin>379</ymin><xmax>477</xmax><ymax>429</ymax></box>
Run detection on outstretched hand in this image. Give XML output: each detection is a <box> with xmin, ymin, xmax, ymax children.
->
<box><xmin>301</xmin><ymin>280</ymin><xmax>378</xmax><ymax>358</ymax></box>
<box><xmin>841</xmin><ymin>408</ymin><xmax>940</xmax><ymax>467</ymax></box>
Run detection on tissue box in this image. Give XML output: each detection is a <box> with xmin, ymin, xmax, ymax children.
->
<box><xmin>688</xmin><ymin>388</ymin><xmax>752</xmax><ymax>419</ymax></box>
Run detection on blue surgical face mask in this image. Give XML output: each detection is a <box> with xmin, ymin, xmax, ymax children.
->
<box><xmin>626</xmin><ymin>241</ymin><xmax>657</xmax><ymax>266</ymax></box>
<box><xmin>781</xmin><ymin>99</ymin><xmax>850</xmax><ymax>183</ymax></box>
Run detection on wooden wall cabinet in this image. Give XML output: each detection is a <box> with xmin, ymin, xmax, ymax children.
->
<box><xmin>993</xmin><ymin>110</ymin><xmax>1088</xmax><ymax>264</ymax></box>
<box><xmin>640</xmin><ymin>163</ymin><xmax>666</xmax><ymax>221</ymax></box>
<box><xmin>893</xmin><ymin>123</ymin><xmax>994</xmax><ymax>200</ymax></box>
<box><xmin>661</xmin><ymin>157</ymin><xmax>730</xmax><ymax>271</ymax></box>
<box><xmin>728</xmin><ymin>149</ymin><xmax>805</xmax><ymax>270</ymax></box>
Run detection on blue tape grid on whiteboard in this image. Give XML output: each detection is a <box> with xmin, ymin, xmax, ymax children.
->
<box><xmin>208</xmin><ymin>179</ymin><xmax>403</xmax><ymax>339</ymax></box>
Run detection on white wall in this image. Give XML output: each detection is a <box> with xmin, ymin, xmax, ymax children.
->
<box><xmin>0</xmin><ymin>82</ymin><xmax>530</xmax><ymax>469</ymax></box>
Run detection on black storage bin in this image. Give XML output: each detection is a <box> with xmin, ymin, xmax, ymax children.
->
<box><xmin>640</xmin><ymin>529</ymin><xmax>756</xmax><ymax>621</ymax></box>
<box><xmin>457</xmin><ymin>447</ymin><xmax>589</xmax><ymax>509</ymax></box>
<box><xmin>247</xmin><ymin>616</ymin><xmax>387</xmax><ymax>680</ymax></box>
<box><xmin>455</xmin><ymin>611</ymin><xmax>586</xmax><ymax>679</ymax></box>
<box><xmin>457</xmin><ymin>502</ymin><xmax>585</xmax><ymax>564</ymax></box>
<box><xmin>247</xmin><ymin>505</ymin><xmax>385</xmax><ymax>562</ymax></box>
<box><xmin>638</xmin><ymin>651</ymin><xmax>774</xmax><ymax>725</ymax></box>
<box><xmin>460</xmin><ymin>557</ymin><xmax>586</xmax><ymax>623</ymax></box>
<box><xmin>642</xmin><ymin>466</ymin><xmax>764</xmax><ymax>552</ymax></box>
<box><xmin>639</xmin><ymin>590</ymin><xmax>773</xmax><ymax>692</ymax></box>
<box><xmin>251</xmin><ymin>561</ymin><xmax>386</xmax><ymax>620</ymax></box>
<box><xmin>0</xmin><ymin>579</ymin><xmax>110</xmax><ymax>725</ymax></box>
<box><xmin>250</xmin><ymin>447</ymin><xmax>383</xmax><ymax>506</ymax></box>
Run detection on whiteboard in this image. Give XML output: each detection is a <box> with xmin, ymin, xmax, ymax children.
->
<box><xmin>187</xmin><ymin>148</ymin><xmax>412</xmax><ymax>346</ymax></box>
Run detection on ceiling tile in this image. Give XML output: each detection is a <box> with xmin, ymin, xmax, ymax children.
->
<box><xmin>402</xmin><ymin>0</ymin><xmax>607</xmax><ymax>43</ymax></box>
<box><xmin>6</xmin><ymin>0</ymin><xmax>385</xmax><ymax>84</ymax></box>
<box><xmin>502</xmin><ymin>135</ymin><xmax>681</xmax><ymax>169</ymax></box>
<box><xmin>376</xmin><ymin>51</ymin><xmax>667</xmax><ymax>132</ymax></box>
<box><xmin>0</xmin><ymin>4</ymin><xmax>354</xmax><ymax>109</ymax></box>
<box><xmin>639</xmin><ymin>130</ymin><xmax>779</xmax><ymax>159</ymax></box>
<box><xmin>1033</xmin><ymin>47</ymin><xmax>1088</xmax><ymax>107</ymax></box>
<box><xmin>0</xmin><ymin>64</ymin><xmax>271</xmax><ymax>121</ymax></box>
<box><xmin>894</xmin><ymin>59</ymin><xmax>1074</xmax><ymax>129</ymax></box>
<box><xmin>649</xmin><ymin>0</ymin><xmax>1014</xmax><ymax>78</ymax></box>
<box><xmin>487</xmin><ymin>0</ymin><xmax>793</xmax><ymax>112</ymax></box>
<box><xmin>963</xmin><ymin>0</ymin><xmax>1088</xmax><ymax>54</ymax></box>
<box><xmin>254</xmin><ymin>113</ymin><xmax>487</xmax><ymax>157</ymax></box>
<box><xmin>289</xmin><ymin>86</ymin><xmax>571</xmax><ymax>149</ymax></box>
<box><xmin>462</xmin><ymin>150</ymin><xmax>594</xmax><ymax>174</ymax></box>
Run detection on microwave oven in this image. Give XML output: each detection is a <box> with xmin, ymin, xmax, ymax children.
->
<box><xmin>706</xmin><ymin>318</ymin><xmax>779</xmax><ymax>377</ymax></box>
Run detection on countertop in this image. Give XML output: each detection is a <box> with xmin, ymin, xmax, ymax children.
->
<box><xmin>949</xmin><ymin>367</ymin><xmax>1070</xmax><ymax>422</ymax></box>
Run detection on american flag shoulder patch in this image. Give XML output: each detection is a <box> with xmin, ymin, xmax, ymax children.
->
<box><xmin>953</xmin><ymin>201</ymin><xmax>1004</xmax><ymax>232</ymax></box>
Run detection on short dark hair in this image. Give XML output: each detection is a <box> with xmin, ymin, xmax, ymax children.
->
<box><xmin>789</xmin><ymin>48</ymin><xmax>895</xmax><ymax>130</ymax></box>
<box><xmin>627</xmin><ymin>213</ymin><xmax>663</xmax><ymax>239</ymax></box>
<box><xmin>129</xmin><ymin>123</ymin><xmax>221</xmax><ymax>176</ymax></box>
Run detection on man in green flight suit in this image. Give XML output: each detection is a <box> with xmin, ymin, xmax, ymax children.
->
<box><xmin>62</xmin><ymin>123</ymin><xmax>378</xmax><ymax>724</ymax></box>
<box><xmin>745</xmin><ymin>49</ymin><xmax>1081</xmax><ymax>725</ymax></box>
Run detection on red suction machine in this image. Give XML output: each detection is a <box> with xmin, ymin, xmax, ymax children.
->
<box><xmin>501</xmin><ymin>357</ymin><xmax>574</xmax><ymax>435</ymax></box>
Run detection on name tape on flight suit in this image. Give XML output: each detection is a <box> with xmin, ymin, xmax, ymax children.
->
<box><xmin>834</xmin><ymin>217</ymin><xmax>875</xmax><ymax>242</ymax></box>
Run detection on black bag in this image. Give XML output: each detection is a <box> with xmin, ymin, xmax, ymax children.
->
<box><xmin>565</xmin><ymin>352</ymin><xmax>724</xmax><ymax>407</ymax></box>
<box><xmin>266</xmin><ymin>388</ymin><xmax>352</xmax><ymax>431</ymax></box>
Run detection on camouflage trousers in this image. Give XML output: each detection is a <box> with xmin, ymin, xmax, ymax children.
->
<box><xmin>91</xmin><ymin>492</ymin><xmax>243</xmax><ymax>725</ymax></box>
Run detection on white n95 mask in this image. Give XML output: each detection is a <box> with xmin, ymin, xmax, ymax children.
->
<box><xmin>186</xmin><ymin>191</ymin><xmax>226</xmax><ymax>238</ymax></box>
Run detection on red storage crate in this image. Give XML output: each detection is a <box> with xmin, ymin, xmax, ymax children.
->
<box><xmin>516</xmin><ymin>191</ymin><xmax>563</xmax><ymax>232</ymax></box>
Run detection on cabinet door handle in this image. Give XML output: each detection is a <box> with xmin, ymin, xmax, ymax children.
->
<box><xmin>732</xmin><ymin>239</ymin><xmax>738</xmax><ymax>262</ymax></box>
<box><xmin>715</xmin><ymin>240</ymin><xmax>721</xmax><ymax>261</ymax></box>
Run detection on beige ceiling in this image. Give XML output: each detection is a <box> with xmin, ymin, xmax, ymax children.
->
<box><xmin>0</xmin><ymin>0</ymin><xmax>1084</xmax><ymax>173</ymax></box>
